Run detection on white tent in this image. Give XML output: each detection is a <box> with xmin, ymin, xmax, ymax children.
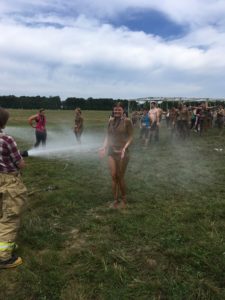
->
<box><xmin>127</xmin><ymin>97</ymin><xmax>225</xmax><ymax>114</ymax></box>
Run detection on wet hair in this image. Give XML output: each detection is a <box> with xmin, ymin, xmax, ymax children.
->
<box><xmin>75</xmin><ymin>107</ymin><xmax>82</xmax><ymax>114</ymax></box>
<box><xmin>114</xmin><ymin>102</ymin><xmax>124</xmax><ymax>109</ymax></box>
<box><xmin>0</xmin><ymin>108</ymin><xmax>9</xmax><ymax>129</ymax></box>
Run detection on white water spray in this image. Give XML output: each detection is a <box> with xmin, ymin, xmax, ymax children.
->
<box><xmin>6</xmin><ymin>126</ymin><xmax>103</xmax><ymax>159</ymax></box>
<box><xmin>27</xmin><ymin>143</ymin><xmax>100</xmax><ymax>158</ymax></box>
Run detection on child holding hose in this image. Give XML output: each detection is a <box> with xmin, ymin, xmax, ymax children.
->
<box><xmin>0</xmin><ymin>108</ymin><xmax>27</xmax><ymax>269</ymax></box>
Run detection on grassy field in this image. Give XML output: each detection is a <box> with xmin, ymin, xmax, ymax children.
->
<box><xmin>1</xmin><ymin>109</ymin><xmax>225</xmax><ymax>299</ymax></box>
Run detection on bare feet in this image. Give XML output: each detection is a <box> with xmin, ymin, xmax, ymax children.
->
<box><xmin>121</xmin><ymin>197</ymin><xmax>126</xmax><ymax>209</ymax></box>
<box><xmin>113</xmin><ymin>200</ymin><xmax>119</xmax><ymax>208</ymax></box>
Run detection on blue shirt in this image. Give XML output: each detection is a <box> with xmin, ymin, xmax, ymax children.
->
<box><xmin>141</xmin><ymin>114</ymin><xmax>150</xmax><ymax>128</ymax></box>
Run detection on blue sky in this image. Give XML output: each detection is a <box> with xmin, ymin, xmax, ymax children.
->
<box><xmin>0</xmin><ymin>0</ymin><xmax>225</xmax><ymax>99</ymax></box>
<box><xmin>109</xmin><ymin>8</ymin><xmax>187</xmax><ymax>38</ymax></box>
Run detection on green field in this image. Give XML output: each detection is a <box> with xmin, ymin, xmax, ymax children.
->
<box><xmin>1</xmin><ymin>109</ymin><xmax>225</xmax><ymax>300</ymax></box>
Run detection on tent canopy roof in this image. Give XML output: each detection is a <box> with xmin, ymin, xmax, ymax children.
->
<box><xmin>128</xmin><ymin>97</ymin><xmax>225</xmax><ymax>102</ymax></box>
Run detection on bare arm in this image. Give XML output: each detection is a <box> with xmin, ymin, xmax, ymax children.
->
<box><xmin>28</xmin><ymin>114</ymin><xmax>38</xmax><ymax>128</ymax></box>
<box><xmin>121</xmin><ymin>119</ymin><xmax>133</xmax><ymax>158</ymax></box>
<box><xmin>99</xmin><ymin>135</ymin><xmax>109</xmax><ymax>158</ymax></box>
<box><xmin>102</xmin><ymin>135</ymin><xmax>109</xmax><ymax>149</ymax></box>
<box><xmin>123</xmin><ymin>129</ymin><xmax>133</xmax><ymax>150</ymax></box>
<box><xmin>156</xmin><ymin>109</ymin><xmax>160</xmax><ymax>125</ymax></box>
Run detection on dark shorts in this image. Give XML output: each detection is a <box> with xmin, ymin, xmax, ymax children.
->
<box><xmin>150</xmin><ymin>121</ymin><xmax>157</xmax><ymax>131</ymax></box>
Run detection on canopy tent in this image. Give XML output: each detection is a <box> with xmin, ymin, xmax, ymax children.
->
<box><xmin>128</xmin><ymin>96</ymin><xmax>225</xmax><ymax>103</ymax></box>
<box><xmin>127</xmin><ymin>97</ymin><xmax>225</xmax><ymax>115</ymax></box>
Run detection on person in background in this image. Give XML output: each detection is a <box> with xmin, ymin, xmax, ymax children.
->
<box><xmin>169</xmin><ymin>107</ymin><xmax>178</xmax><ymax>139</ymax></box>
<box><xmin>165</xmin><ymin>109</ymin><xmax>170</xmax><ymax>128</ymax></box>
<box><xmin>149</xmin><ymin>101</ymin><xmax>160</xmax><ymax>143</ymax></box>
<box><xmin>139</xmin><ymin>108</ymin><xmax>150</xmax><ymax>147</ymax></box>
<box><xmin>176</xmin><ymin>103</ymin><xmax>190</xmax><ymax>139</ymax></box>
<box><xmin>28</xmin><ymin>108</ymin><xmax>47</xmax><ymax>148</ymax></box>
<box><xmin>74</xmin><ymin>108</ymin><xmax>84</xmax><ymax>144</ymax></box>
<box><xmin>99</xmin><ymin>102</ymin><xmax>133</xmax><ymax>208</ymax></box>
<box><xmin>216</xmin><ymin>104</ymin><xmax>225</xmax><ymax>135</ymax></box>
<box><xmin>194</xmin><ymin>103</ymin><xmax>202</xmax><ymax>133</ymax></box>
<box><xmin>0</xmin><ymin>108</ymin><xmax>27</xmax><ymax>269</ymax></box>
<box><xmin>190</xmin><ymin>107</ymin><xmax>197</xmax><ymax>130</ymax></box>
<box><xmin>195</xmin><ymin>102</ymin><xmax>215</xmax><ymax>136</ymax></box>
<box><xmin>131</xmin><ymin>111</ymin><xmax>139</xmax><ymax>127</ymax></box>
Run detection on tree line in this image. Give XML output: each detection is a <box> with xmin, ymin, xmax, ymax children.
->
<box><xmin>0</xmin><ymin>95</ymin><xmax>223</xmax><ymax>111</ymax></box>
<box><xmin>0</xmin><ymin>95</ymin><xmax>129</xmax><ymax>111</ymax></box>
<box><xmin>0</xmin><ymin>95</ymin><xmax>61</xmax><ymax>110</ymax></box>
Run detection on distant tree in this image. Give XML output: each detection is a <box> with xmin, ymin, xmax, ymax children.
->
<box><xmin>0</xmin><ymin>95</ymin><xmax>61</xmax><ymax>109</ymax></box>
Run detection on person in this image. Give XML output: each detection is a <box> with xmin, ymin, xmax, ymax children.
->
<box><xmin>28</xmin><ymin>108</ymin><xmax>47</xmax><ymax>147</ymax></box>
<box><xmin>165</xmin><ymin>109</ymin><xmax>170</xmax><ymax>128</ymax></box>
<box><xmin>195</xmin><ymin>102</ymin><xmax>215</xmax><ymax>136</ymax></box>
<box><xmin>169</xmin><ymin>107</ymin><xmax>178</xmax><ymax>139</ymax></box>
<box><xmin>74</xmin><ymin>108</ymin><xmax>84</xmax><ymax>144</ymax></box>
<box><xmin>176</xmin><ymin>103</ymin><xmax>190</xmax><ymax>139</ymax></box>
<box><xmin>190</xmin><ymin>107</ymin><xmax>197</xmax><ymax>130</ymax></box>
<box><xmin>0</xmin><ymin>108</ymin><xmax>27</xmax><ymax>269</ymax></box>
<box><xmin>149</xmin><ymin>101</ymin><xmax>160</xmax><ymax>143</ymax></box>
<box><xmin>194</xmin><ymin>104</ymin><xmax>202</xmax><ymax>133</ymax></box>
<box><xmin>216</xmin><ymin>104</ymin><xmax>225</xmax><ymax>134</ymax></box>
<box><xmin>139</xmin><ymin>108</ymin><xmax>150</xmax><ymax>147</ymax></box>
<box><xmin>99</xmin><ymin>103</ymin><xmax>133</xmax><ymax>208</ymax></box>
<box><xmin>131</xmin><ymin>111</ymin><xmax>139</xmax><ymax>127</ymax></box>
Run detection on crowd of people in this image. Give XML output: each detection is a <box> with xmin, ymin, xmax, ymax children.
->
<box><xmin>137</xmin><ymin>101</ymin><xmax>225</xmax><ymax>146</ymax></box>
<box><xmin>0</xmin><ymin>101</ymin><xmax>224</xmax><ymax>269</ymax></box>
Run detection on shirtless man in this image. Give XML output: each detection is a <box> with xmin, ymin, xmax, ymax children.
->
<box><xmin>176</xmin><ymin>104</ymin><xmax>190</xmax><ymax>139</ymax></box>
<box><xmin>148</xmin><ymin>101</ymin><xmax>160</xmax><ymax>143</ymax></box>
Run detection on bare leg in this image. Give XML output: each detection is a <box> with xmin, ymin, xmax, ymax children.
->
<box><xmin>118</xmin><ymin>156</ymin><xmax>129</xmax><ymax>208</ymax></box>
<box><xmin>108</xmin><ymin>156</ymin><xmax>119</xmax><ymax>207</ymax></box>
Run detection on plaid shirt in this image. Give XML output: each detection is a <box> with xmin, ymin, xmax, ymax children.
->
<box><xmin>0</xmin><ymin>132</ymin><xmax>22</xmax><ymax>173</ymax></box>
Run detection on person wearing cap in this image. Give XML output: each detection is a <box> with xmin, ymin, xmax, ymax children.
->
<box><xmin>148</xmin><ymin>101</ymin><xmax>160</xmax><ymax>143</ymax></box>
<box><xmin>74</xmin><ymin>108</ymin><xmax>84</xmax><ymax>144</ymax></box>
<box><xmin>28</xmin><ymin>108</ymin><xmax>47</xmax><ymax>148</ymax></box>
<box><xmin>0</xmin><ymin>108</ymin><xmax>27</xmax><ymax>269</ymax></box>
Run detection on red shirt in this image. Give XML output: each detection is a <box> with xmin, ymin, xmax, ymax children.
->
<box><xmin>0</xmin><ymin>132</ymin><xmax>22</xmax><ymax>173</ymax></box>
<box><xmin>35</xmin><ymin>114</ymin><xmax>46</xmax><ymax>132</ymax></box>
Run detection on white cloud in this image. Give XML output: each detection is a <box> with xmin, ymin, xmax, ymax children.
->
<box><xmin>3</xmin><ymin>0</ymin><xmax>225</xmax><ymax>27</ymax></box>
<box><xmin>0</xmin><ymin>1</ymin><xmax>225</xmax><ymax>98</ymax></box>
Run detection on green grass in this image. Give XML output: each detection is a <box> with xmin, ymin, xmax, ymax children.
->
<box><xmin>1</xmin><ymin>110</ymin><xmax>225</xmax><ymax>299</ymax></box>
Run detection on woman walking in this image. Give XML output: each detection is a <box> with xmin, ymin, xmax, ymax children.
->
<box><xmin>99</xmin><ymin>103</ymin><xmax>133</xmax><ymax>208</ymax></box>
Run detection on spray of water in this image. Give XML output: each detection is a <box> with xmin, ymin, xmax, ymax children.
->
<box><xmin>27</xmin><ymin>143</ymin><xmax>100</xmax><ymax>158</ymax></box>
<box><xmin>6</xmin><ymin>126</ymin><xmax>104</xmax><ymax>159</ymax></box>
